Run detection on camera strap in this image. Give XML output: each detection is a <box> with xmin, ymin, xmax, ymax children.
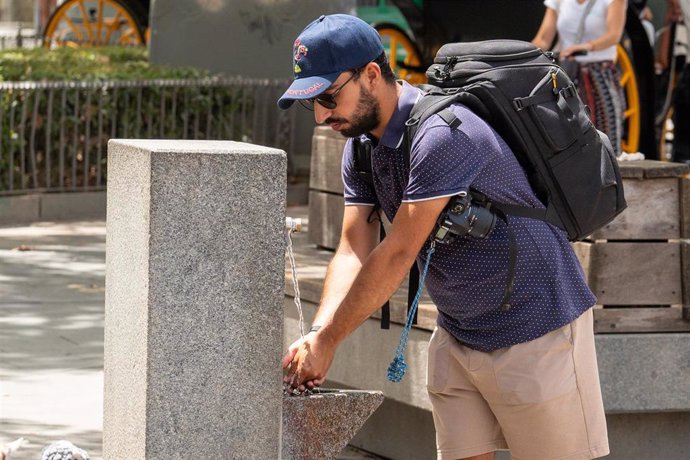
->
<box><xmin>472</xmin><ymin>190</ymin><xmax>516</xmax><ymax>310</ymax></box>
<box><xmin>459</xmin><ymin>191</ymin><xmax>516</xmax><ymax>310</ymax></box>
<box><xmin>492</xmin><ymin>207</ymin><xmax>517</xmax><ymax>311</ymax></box>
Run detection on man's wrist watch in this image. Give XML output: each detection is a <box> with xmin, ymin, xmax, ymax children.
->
<box><xmin>308</xmin><ymin>325</ymin><xmax>322</xmax><ymax>333</ymax></box>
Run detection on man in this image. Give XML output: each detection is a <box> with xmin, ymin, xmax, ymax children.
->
<box><xmin>278</xmin><ymin>14</ymin><xmax>609</xmax><ymax>460</ymax></box>
<box><xmin>670</xmin><ymin>0</ymin><xmax>690</xmax><ymax>164</ymax></box>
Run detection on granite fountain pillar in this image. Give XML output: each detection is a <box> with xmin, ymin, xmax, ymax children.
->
<box><xmin>103</xmin><ymin>139</ymin><xmax>382</xmax><ymax>460</ymax></box>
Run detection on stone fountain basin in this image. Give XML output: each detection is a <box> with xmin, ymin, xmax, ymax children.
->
<box><xmin>282</xmin><ymin>389</ymin><xmax>384</xmax><ymax>460</ymax></box>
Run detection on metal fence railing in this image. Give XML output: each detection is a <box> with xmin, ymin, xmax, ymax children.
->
<box><xmin>0</xmin><ymin>27</ymin><xmax>40</xmax><ymax>50</ymax></box>
<box><xmin>0</xmin><ymin>77</ymin><xmax>298</xmax><ymax>194</ymax></box>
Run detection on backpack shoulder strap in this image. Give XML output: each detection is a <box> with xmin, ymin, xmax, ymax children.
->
<box><xmin>406</xmin><ymin>91</ymin><xmax>464</xmax><ymax>139</ymax></box>
<box><xmin>352</xmin><ymin>136</ymin><xmax>375</xmax><ymax>189</ymax></box>
<box><xmin>397</xmin><ymin>89</ymin><xmax>467</xmax><ymax>325</ymax></box>
<box><xmin>351</xmin><ymin>136</ymin><xmax>395</xmax><ymax>329</ymax></box>
<box><xmin>402</xmin><ymin>90</ymin><xmax>466</xmax><ymax>170</ymax></box>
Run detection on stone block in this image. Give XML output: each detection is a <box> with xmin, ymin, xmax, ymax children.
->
<box><xmin>308</xmin><ymin>191</ymin><xmax>344</xmax><ymax>250</ymax></box>
<box><xmin>596</xmin><ymin>333</ymin><xmax>690</xmax><ymax>413</ymax></box>
<box><xmin>682</xmin><ymin>176</ymin><xmax>690</xmax><ymax>239</ymax></box>
<box><xmin>104</xmin><ymin>139</ymin><xmax>286</xmax><ymax>459</ymax></box>
<box><xmin>683</xmin><ymin>241</ymin><xmax>690</xmax><ymax>320</ymax></box>
<box><xmin>618</xmin><ymin>160</ymin><xmax>689</xmax><ymax>179</ymax></box>
<box><xmin>606</xmin><ymin>412</ymin><xmax>690</xmax><ymax>460</ymax></box>
<box><xmin>0</xmin><ymin>194</ymin><xmax>40</xmax><ymax>225</ymax></box>
<box><xmin>40</xmin><ymin>191</ymin><xmax>106</xmax><ymax>221</ymax></box>
<box><xmin>348</xmin><ymin>392</ymin><xmax>437</xmax><ymax>460</ymax></box>
<box><xmin>309</xmin><ymin>126</ymin><xmax>347</xmax><ymax>194</ymax></box>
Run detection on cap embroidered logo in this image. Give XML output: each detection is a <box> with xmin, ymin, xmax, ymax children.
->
<box><xmin>294</xmin><ymin>39</ymin><xmax>308</xmax><ymax>61</ymax></box>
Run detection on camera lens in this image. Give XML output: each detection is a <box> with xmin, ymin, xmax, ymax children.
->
<box><xmin>467</xmin><ymin>206</ymin><xmax>496</xmax><ymax>238</ymax></box>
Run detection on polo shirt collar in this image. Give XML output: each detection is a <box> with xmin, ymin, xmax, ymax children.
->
<box><xmin>378</xmin><ymin>81</ymin><xmax>423</xmax><ymax>149</ymax></box>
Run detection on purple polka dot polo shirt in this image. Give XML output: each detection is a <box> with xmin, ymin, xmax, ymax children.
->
<box><xmin>342</xmin><ymin>81</ymin><xmax>596</xmax><ymax>352</ymax></box>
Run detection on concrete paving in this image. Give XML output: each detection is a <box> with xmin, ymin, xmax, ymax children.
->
<box><xmin>0</xmin><ymin>219</ymin><xmax>382</xmax><ymax>460</ymax></box>
<box><xmin>0</xmin><ymin>222</ymin><xmax>106</xmax><ymax>459</ymax></box>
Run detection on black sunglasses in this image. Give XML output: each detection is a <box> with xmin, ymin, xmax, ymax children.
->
<box><xmin>298</xmin><ymin>68</ymin><xmax>362</xmax><ymax>111</ymax></box>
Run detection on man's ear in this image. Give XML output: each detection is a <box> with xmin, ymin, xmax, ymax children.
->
<box><xmin>363</xmin><ymin>61</ymin><xmax>382</xmax><ymax>87</ymax></box>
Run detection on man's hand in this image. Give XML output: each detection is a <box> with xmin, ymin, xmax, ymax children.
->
<box><xmin>282</xmin><ymin>331</ymin><xmax>336</xmax><ymax>393</ymax></box>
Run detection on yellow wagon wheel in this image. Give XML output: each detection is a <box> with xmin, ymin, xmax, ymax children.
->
<box><xmin>617</xmin><ymin>44</ymin><xmax>640</xmax><ymax>153</ymax></box>
<box><xmin>43</xmin><ymin>0</ymin><xmax>145</xmax><ymax>48</ymax></box>
<box><xmin>375</xmin><ymin>24</ymin><xmax>426</xmax><ymax>85</ymax></box>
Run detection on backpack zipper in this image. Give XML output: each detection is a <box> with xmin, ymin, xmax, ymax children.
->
<box><xmin>433</xmin><ymin>56</ymin><xmax>552</xmax><ymax>82</ymax></box>
<box><xmin>442</xmin><ymin>62</ymin><xmax>558</xmax><ymax>81</ymax></box>
<box><xmin>437</xmin><ymin>48</ymin><xmax>543</xmax><ymax>65</ymax></box>
<box><xmin>437</xmin><ymin>56</ymin><xmax>458</xmax><ymax>81</ymax></box>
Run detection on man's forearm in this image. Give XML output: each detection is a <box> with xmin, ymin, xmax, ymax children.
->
<box><xmin>319</xmin><ymin>238</ymin><xmax>416</xmax><ymax>345</ymax></box>
<box><xmin>312</xmin><ymin>199</ymin><xmax>447</xmax><ymax>347</ymax></box>
<box><xmin>283</xmin><ymin>199</ymin><xmax>446</xmax><ymax>389</ymax></box>
<box><xmin>311</xmin><ymin>250</ymin><xmax>366</xmax><ymax>328</ymax></box>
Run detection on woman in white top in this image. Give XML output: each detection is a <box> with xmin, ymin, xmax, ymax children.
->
<box><xmin>532</xmin><ymin>0</ymin><xmax>628</xmax><ymax>154</ymax></box>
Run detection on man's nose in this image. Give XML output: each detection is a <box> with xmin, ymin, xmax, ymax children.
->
<box><xmin>314</xmin><ymin>103</ymin><xmax>332</xmax><ymax>124</ymax></box>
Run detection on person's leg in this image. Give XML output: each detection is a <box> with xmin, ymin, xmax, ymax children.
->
<box><xmin>589</xmin><ymin>62</ymin><xmax>624</xmax><ymax>155</ymax></box>
<box><xmin>481</xmin><ymin>309</ymin><xmax>609</xmax><ymax>460</ymax></box>
<box><xmin>672</xmin><ymin>64</ymin><xmax>690</xmax><ymax>163</ymax></box>
<box><xmin>427</xmin><ymin>327</ymin><xmax>508</xmax><ymax>460</ymax></box>
<box><xmin>609</xmin><ymin>64</ymin><xmax>627</xmax><ymax>153</ymax></box>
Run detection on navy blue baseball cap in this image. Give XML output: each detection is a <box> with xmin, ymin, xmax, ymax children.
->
<box><xmin>277</xmin><ymin>14</ymin><xmax>384</xmax><ymax>110</ymax></box>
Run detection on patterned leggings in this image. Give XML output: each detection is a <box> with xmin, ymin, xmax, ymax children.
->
<box><xmin>672</xmin><ymin>64</ymin><xmax>690</xmax><ymax>163</ymax></box>
<box><xmin>575</xmin><ymin>61</ymin><xmax>626</xmax><ymax>155</ymax></box>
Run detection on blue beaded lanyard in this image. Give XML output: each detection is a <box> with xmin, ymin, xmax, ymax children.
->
<box><xmin>387</xmin><ymin>240</ymin><xmax>436</xmax><ymax>383</ymax></box>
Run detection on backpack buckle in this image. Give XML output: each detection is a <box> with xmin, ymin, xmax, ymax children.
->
<box><xmin>512</xmin><ymin>98</ymin><xmax>525</xmax><ymax>111</ymax></box>
<box><xmin>560</xmin><ymin>84</ymin><xmax>577</xmax><ymax>99</ymax></box>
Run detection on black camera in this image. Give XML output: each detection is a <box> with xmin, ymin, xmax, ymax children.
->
<box><xmin>433</xmin><ymin>192</ymin><xmax>496</xmax><ymax>243</ymax></box>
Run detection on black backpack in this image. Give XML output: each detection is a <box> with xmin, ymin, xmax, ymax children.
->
<box><xmin>355</xmin><ymin>39</ymin><xmax>627</xmax><ymax>325</ymax></box>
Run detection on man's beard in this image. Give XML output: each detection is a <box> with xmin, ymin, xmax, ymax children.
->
<box><xmin>326</xmin><ymin>86</ymin><xmax>380</xmax><ymax>138</ymax></box>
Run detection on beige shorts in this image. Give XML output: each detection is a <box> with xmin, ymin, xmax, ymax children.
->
<box><xmin>427</xmin><ymin>308</ymin><xmax>609</xmax><ymax>460</ymax></box>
